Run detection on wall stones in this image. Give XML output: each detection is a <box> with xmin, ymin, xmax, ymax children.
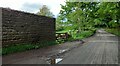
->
<box><xmin>1</xmin><ymin>8</ymin><xmax>55</xmax><ymax>47</ymax></box>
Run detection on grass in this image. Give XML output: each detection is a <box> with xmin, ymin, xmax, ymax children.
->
<box><xmin>75</xmin><ymin>30</ymin><xmax>95</xmax><ymax>39</ymax></box>
<box><xmin>56</xmin><ymin>30</ymin><xmax>69</xmax><ymax>33</ymax></box>
<box><xmin>2</xmin><ymin>41</ymin><xmax>56</xmax><ymax>55</ymax></box>
<box><xmin>65</xmin><ymin>30</ymin><xmax>96</xmax><ymax>42</ymax></box>
<box><xmin>72</xmin><ymin>30</ymin><xmax>95</xmax><ymax>40</ymax></box>
<box><xmin>105</xmin><ymin>28</ymin><xmax>120</xmax><ymax>36</ymax></box>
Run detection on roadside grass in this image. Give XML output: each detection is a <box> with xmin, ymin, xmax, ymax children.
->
<box><xmin>56</xmin><ymin>30</ymin><xmax>68</xmax><ymax>33</ymax></box>
<box><xmin>105</xmin><ymin>28</ymin><xmax>120</xmax><ymax>36</ymax></box>
<box><xmin>68</xmin><ymin>30</ymin><xmax>95</xmax><ymax>41</ymax></box>
<box><xmin>75</xmin><ymin>30</ymin><xmax>95</xmax><ymax>39</ymax></box>
<box><xmin>2</xmin><ymin>41</ymin><xmax>56</xmax><ymax>55</ymax></box>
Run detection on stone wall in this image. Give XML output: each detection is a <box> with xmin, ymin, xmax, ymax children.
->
<box><xmin>0</xmin><ymin>8</ymin><xmax>2</xmax><ymax>48</ymax></box>
<box><xmin>1</xmin><ymin>8</ymin><xmax>55</xmax><ymax>47</ymax></box>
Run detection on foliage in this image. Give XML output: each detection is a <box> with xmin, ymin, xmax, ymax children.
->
<box><xmin>105</xmin><ymin>28</ymin><xmax>120</xmax><ymax>36</ymax></box>
<box><xmin>56</xmin><ymin>30</ymin><xmax>95</xmax><ymax>42</ymax></box>
<box><xmin>2</xmin><ymin>41</ymin><xmax>56</xmax><ymax>55</ymax></box>
<box><xmin>72</xmin><ymin>30</ymin><xmax>95</xmax><ymax>40</ymax></box>
<box><xmin>56</xmin><ymin>38</ymin><xmax>65</xmax><ymax>44</ymax></box>
<box><xmin>37</xmin><ymin>5</ymin><xmax>54</xmax><ymax>17</ymax></box>
<box><xmin>108</xmin><ymin>20</ymin><xmax>119</xmax><ymax>28</ymax></box>
<box><xmin>56</xmin><ymin>2</ymin><xmax>120</xmax><ymax>37</ymax></box>
<box><xmin>96</xmin><ymin>2</ymin><xmax>120</xmax><ymax>28</ymax></box>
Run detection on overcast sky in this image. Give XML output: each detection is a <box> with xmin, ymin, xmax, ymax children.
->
<box><xmin>0</xmin><ymin>0</ymin><xmax>66</xmax><ymax>17</ymax></box>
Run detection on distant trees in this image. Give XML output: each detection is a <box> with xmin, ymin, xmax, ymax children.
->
<box><xmin>37</xmin><ymin>5</ymin><xmax>54</xmax><ymax>17</ymax></box>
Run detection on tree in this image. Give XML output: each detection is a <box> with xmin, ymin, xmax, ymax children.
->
<box><xmin>96</xmin><ymin>2</ymin><xmax>120</xmax><ymax>28</ymax></box>
<box><xmin>57</xmin><ymin>2</ymin><xmax>98</xmax><ymax>32</ymax></box>
<box><xmin>37</xmin><ymin>5</ymin><xmax>54</xmax><ymax>17</ymax></box>
<box><xmin>57</xmin><ymin>2</ymin><xmax>120</xmax><ymax>31</ymax></box>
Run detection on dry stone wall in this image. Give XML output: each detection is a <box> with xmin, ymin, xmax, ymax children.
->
<box><xmin>1</xmin><ymin>8</ymin><xmax>55</xmax><ymax>47</ymax></box>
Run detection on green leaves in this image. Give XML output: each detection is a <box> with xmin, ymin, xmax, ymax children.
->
<box><xmin>109</xmin><ymin>20</ymin><xmax>119</xmax><ymax>28</ymax></box>
<box><xmin>94</xmin><ymin>19</ymin><xmax>102</xmax><ymax>25</ymax></box>
<box><xmin>56</xmin><ymin>2</ymin><xmax>120</xmax><ymax>39</ymax></box>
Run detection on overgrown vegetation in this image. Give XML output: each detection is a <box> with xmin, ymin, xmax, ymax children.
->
<box><xmin>105</xmin><ymin>28</ymin><xmax>120</xmax><ymax>36</ymax></box>
<box><xmin>2</xmin><ymin>41</ymin><xmax>56</xmax><ymax>55</ymax></box>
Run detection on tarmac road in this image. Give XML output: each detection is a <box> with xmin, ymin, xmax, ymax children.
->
<box><xmin>59</xmin><ymin>29</ymin><xmax>118</xmax><ymax>64</ymax></box>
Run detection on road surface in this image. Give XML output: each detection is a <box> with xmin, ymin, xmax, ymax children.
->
<box><xmin>59</xmin><ymin>29</ymin><xmax>118</xmax><ymax>64</ymax></box>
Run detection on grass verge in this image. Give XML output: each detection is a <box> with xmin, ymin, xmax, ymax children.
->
<box><xmin>2</xmin><ymin>41</ymin><xmax>56</xmax><ymax>55</ymax></box>
<box><xmin>105</xmin><ymin>28</ymin><xmax>120</xmax><ymax>36</ymax></box>
<box><xmin>66</xmin><ymin>30</ymin><xmax>96</xmax><ymax>42</ymax></box>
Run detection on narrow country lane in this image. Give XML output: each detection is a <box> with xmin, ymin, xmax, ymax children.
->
<box><xmin>59</xmin><ymin>29</ymin><xmax>118</xmax><ymax>64</ymax></box>
<box><xmin>2</xmin><ymin>29</ymin><xmax>119</xmax><ymax>64</ymax></box>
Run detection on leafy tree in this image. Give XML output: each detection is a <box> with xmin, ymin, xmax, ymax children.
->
<box><xmin>57</xmin><ymin>2</ymin><xmax>120</xmax><ymax>29</ymax></box>
<box><xmin>56</xmin><ymin>1</ymin><xmax>120</xmax><ymax>38</ymax></box>
<box><xmin>96</xmin><ymin>2</ymin><xmax>120</xmax><ymax>28</ymax></box>
<box><xmin>57</xmin><ymin>2</ymin><xmax>98</xmax><ymax>32</ymax></box>
<box><xmin>37</xmin><ymin>5</ymin><xmax>54</xmax><ymax>17</ymax></box>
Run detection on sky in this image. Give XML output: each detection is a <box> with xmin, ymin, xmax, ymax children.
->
<box><xmin>0</xmin><ymin>0</ymin><xmax>66</xmax><ymax>18</ymax></box>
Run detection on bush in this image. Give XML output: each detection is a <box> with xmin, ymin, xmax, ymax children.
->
<box><xmin>66</xmin><ymin>30</ymin><xmax>95</xmax><ymax>42</ymax></box>
<box><xmin>108</xmin><ymin>20</ymin><xmax>119</xmax><ymax>28</ymax></box>
<box><xmin>106</xmin><ymin>28</ymin><xmax>120</xmax><ymax>36</ymax></box>
<box><xmin>75</xmin><ymin>30</ymin><xmax>94</xmax><ymax>39</ymax></box>
<box><xmin>56</xmin><ymin>38</ymin><xmax>65</xmax><ymax>44</ymax></box>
